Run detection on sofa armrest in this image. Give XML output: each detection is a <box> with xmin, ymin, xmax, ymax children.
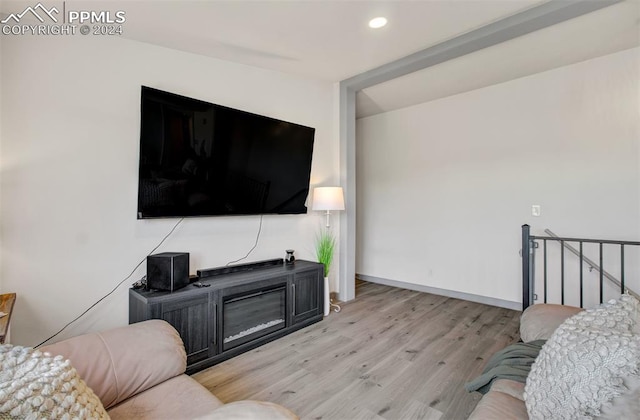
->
<box><xmin>199</xmin><ymin>401</ymin><xmax>299</xmax><ymax>420</ymax></box>
<box><xmin>520</xmin><ymin>304</ymin><xmax>583</xmax><ymax>342</ymax></box>
<box><xmin>41</xmin><ymin>319</ymin><xmax>186</xmax><ymax>409</ymax></box>
<box><xmin>468</xmin><ymin>390</ymin><xmax>528</xmax><ymax>420</ymax></box>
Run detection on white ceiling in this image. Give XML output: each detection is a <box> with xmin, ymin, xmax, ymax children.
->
<box><xmin>2</xmin><ymin>0</ymin><xmax>638</xmax><ymax>116</ymax></box>
<box><xmin>65</xmin><ymin>0</ymin><xmax>545</xmax><ymax>81</ymax></box>
<box><xmin>357</xmin><ymin>0</ymin><xmax>640</xmax><ymax>118</ymax></box>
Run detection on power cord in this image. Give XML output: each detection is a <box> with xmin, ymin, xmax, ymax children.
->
<box><xmin>226</xmin><ymin>214</ymin><xmax>264</xmax><ymax>266</ymax></box>
<box><xmin>35</xmin><ymin>218</ymin><xmax>185</xmax><ymax>348</ymax></box>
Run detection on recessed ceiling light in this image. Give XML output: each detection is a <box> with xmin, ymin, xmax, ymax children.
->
<box><xmin>369</xmin><ymin>17</ymin><xmax>387</xmax><ymax>29</ymax></box>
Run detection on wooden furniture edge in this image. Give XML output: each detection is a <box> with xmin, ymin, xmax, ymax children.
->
<box><xmin>0</xmin><ymin>293</ymin><xmax>17</xmax><ymax>344</ymax></box>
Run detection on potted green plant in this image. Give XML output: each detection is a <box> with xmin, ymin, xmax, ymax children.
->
<box><xmin>315</xmin><ymin>229</ymin><xmax>336</xmax><ymax>316</ymax></box>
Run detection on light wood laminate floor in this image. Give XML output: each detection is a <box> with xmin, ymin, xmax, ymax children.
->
<box><xmin>193</xmin><ymin>281</ymin><xmax>521</xmax><ymax>420</ymax></box>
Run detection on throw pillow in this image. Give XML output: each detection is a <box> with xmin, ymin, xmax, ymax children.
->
<box><xmin>524</xmin><ymin>294</ymin><xmax>640</xmax><ymax>420</ymax></box>
<box><xmin>0</xmin><ymin>345</ymin><xmax>109</xmax><ymax>419</ymax></box>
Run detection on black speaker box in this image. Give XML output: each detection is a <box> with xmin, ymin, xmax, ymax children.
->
<box><xmin>147</xmin><ymin>252</ymin><xmax>189</xmax><ymax>292</ymax></box>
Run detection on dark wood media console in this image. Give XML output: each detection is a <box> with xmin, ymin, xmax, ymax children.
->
<box><xmin>129</xmin><ymin>259</ymin><xmax>324</xmax><ymax>374</ymax></box>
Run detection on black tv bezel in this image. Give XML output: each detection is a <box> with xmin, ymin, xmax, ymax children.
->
<box><xmin>136</xmin><ymin>86</ymin><xmax>315</xmax><ymax>220</ymax></box>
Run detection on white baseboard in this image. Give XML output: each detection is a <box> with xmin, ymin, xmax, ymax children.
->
<box><xmin>356</xmin><ymin>274</ymin><xmax>522</xmax><ymax>311</ymax></box>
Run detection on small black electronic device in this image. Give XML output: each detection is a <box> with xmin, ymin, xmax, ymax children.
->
<box><xmin>146</xmin><ymin>252</ymin><xmax>190</xmax><ymax>291</ymax></box>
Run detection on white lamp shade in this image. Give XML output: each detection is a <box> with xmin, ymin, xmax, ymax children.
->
<box><xmin>312</xmin><ymin>187</ymin><xmax>345</xmax><ymax>211</ymax></box>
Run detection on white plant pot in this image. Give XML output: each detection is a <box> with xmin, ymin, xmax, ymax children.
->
<box><xmin>324</xmin><ymin>276</ymin><xmax>330</xmax><ymax>316</ymax></box>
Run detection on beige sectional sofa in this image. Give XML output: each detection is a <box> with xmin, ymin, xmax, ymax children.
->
<box><xmin>469</xmin><ymin>299</ymin><xmax>640</xmax><ymax>419</ymax></box>
<box><xmin>42</xmin><ymin>319</ymin><xmax>297</xmax><ymax>419</ymax></box>
<box><xmin>468</xmin><ymin>304</ymin><xmax>583</xmax><ymax>419</ymax></box>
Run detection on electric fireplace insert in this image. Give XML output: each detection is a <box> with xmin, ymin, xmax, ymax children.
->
<box><xmin>222</xmin><ymin>284</ymin><xmax>286</xmax><ymax>351</ymax></box>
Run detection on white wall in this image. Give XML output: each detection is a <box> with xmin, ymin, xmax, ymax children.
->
<box><xmin>356</xmin><ymin>48</ymin><xmax>640</xmax><ymax>307</ymax></box>
<box><xmin>1</xmin><ymin>35</ymin><xmax>337</xmax><ymax>346</ymax></box>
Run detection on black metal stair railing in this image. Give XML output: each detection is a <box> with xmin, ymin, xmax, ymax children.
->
<box><xmin>521</xmin><ymin>224</ymin><xmax>640</xmax><ymax>310</ymax></box>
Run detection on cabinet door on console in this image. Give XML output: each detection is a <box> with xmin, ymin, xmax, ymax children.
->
<box><xmin>160</xmin><ymin>294</ymin><xmax>217</xmax><ymax>365</ymax></box>
<box><xmin>292</xmin><ymin>268</ymin><xmax>323</xmax><ymax>324</ymax></box>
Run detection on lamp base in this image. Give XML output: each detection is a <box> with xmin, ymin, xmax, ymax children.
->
<box><xmin>330</xmin><ymin>300</ymin><xmax>341</xmax><ymax>313</ymax></box>
<box><xmin>323</xmin><ymin>277</ymin><xmax>330</xmax><ymax>316</ymax></box>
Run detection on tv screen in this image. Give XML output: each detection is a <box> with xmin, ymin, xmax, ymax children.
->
<box><xmin>137</xmin><ymin>86</ymin><xmax>315</xmax><ymax>219</ymax></box>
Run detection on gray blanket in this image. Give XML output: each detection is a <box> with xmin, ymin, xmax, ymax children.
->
<box><xmin>465</xmin><ymin>339</ymin><xmax>546</xmax><ymax>395</ymax></box>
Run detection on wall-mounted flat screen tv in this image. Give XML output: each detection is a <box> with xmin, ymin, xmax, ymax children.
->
<box><xmin>137</xmin><ymin>86</ymin><xmax>315</xmax><ymax>219</ymax></box>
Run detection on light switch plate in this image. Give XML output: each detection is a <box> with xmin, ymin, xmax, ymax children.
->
<box><xmin>532</xmin><ymin>205</ymin><xmax>541</xmax><ymax>217</ymax></box>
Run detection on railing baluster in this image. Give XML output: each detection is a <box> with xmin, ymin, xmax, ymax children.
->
<box><xmin>560</xmin><ymin>240</ymin><xmax>565</xmax><ymax>305</ymax></box>
<box><xmin>579</xmin><ymin>241</ymin><xmax>583</xmax><ymax>308</ymax></box>
<box><xmin>522</xmin><ymin>224</ymin><xmax>531</xmax><ymax>310</ymax></box>
<box><xmin>543</xmin><ymin>239</ymin><xmax>547</xmax><ymax>304</ymax></box>
<box><xmin>531</xmin><ymin>240</ymin><xmax>536</xmax><ymax>302</ymax></box>
<box><xmin>620</xmin><ymin>244</ymin><xmax>625</xmax><ymax>294</ymax></box>
<box><xmin>599</xmin><ymin>243</ymin><xmax>604</xmax><ymax>304</ymax></box>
